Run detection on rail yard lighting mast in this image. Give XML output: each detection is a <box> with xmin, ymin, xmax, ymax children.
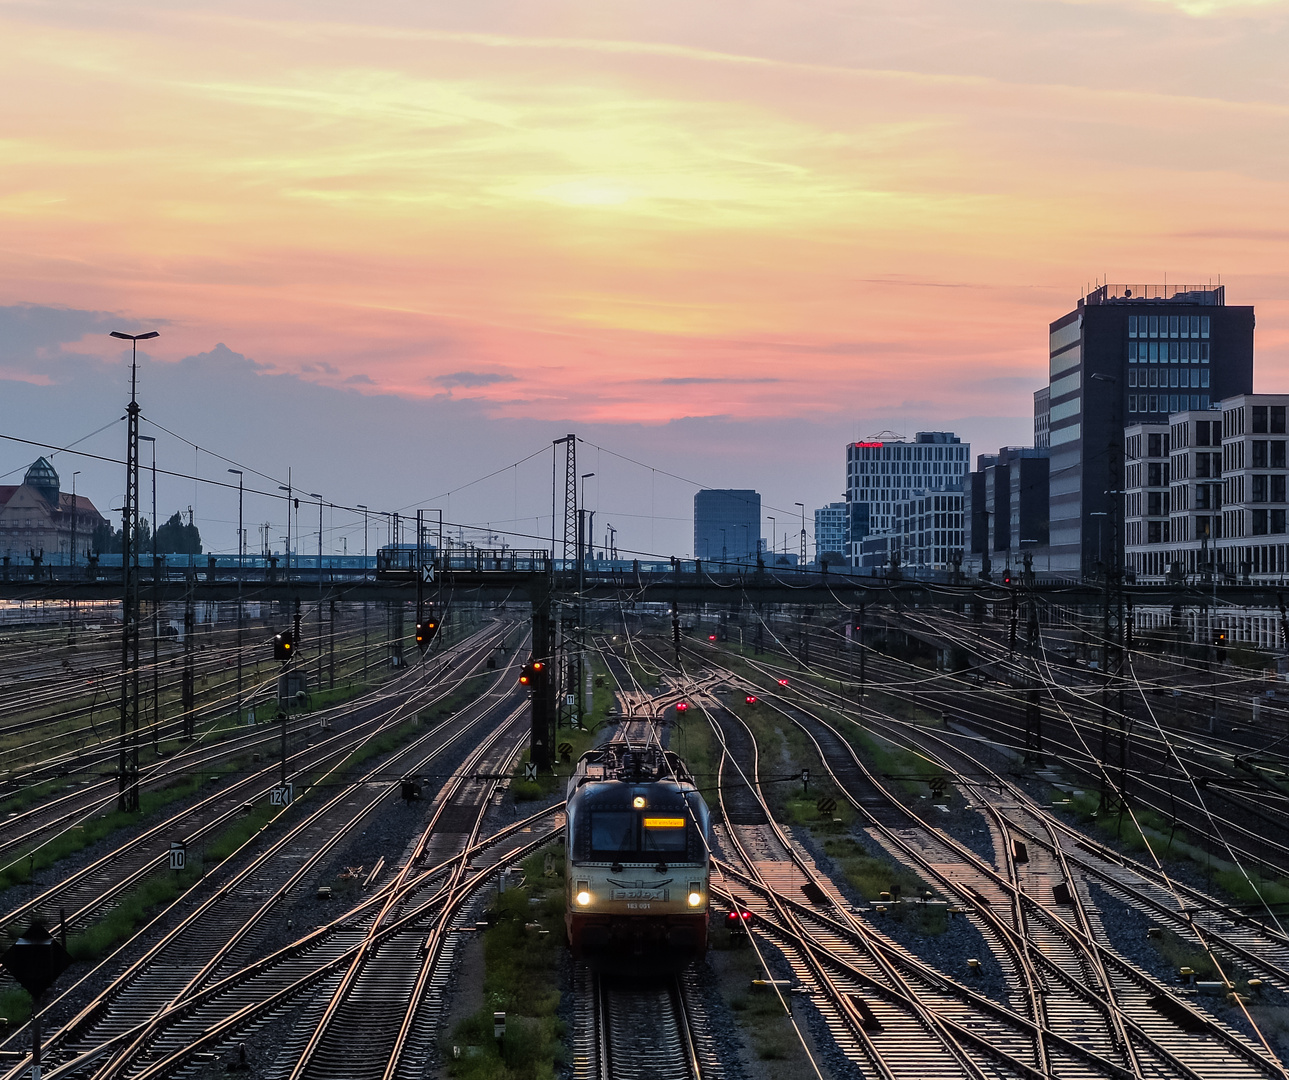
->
<box><xmin>229</xmin><ymin>469</ymin><xmax>244</xmax><ymax>724</ymax></box>
<box><xmin>795</xmin><ymin>502</ymin><xmax>806</xmax><ymax>566</ymax></box>
<box><xmin>109</xmin><ymin>328</ymin><xmax>159</xmax><ymax>812</ymax></box>
<box><xmin>357</xmin><ymin>504</ymin><xmax>368</xmax><ymax>675</ymax></box>
<box><xmin>578</xmin><ymin>472</ymin><xmax>594</xmax><ymax>723</ymax></box>
<box><xmin>278</xmin><ymin>471</ymin><xmax>293</xmax><ymax>583</ymax></box>
<box><xmin>310</xmin><ymin>493</ymin><xmax>323</xmax><ymax>685</ymax></box>
<box><xmin>139</xmin><ymin>436</ymin><xmax>159</xmax><ymax>734</ymax></box>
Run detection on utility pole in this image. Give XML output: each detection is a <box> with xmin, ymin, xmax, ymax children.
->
<box><xmin>1098</xmin><ymin>431</ymin><xmax>1129</xmax><ymax>820</ymax></box>
<box><xmin>358</xmin><ymin>505</ymin><xmax>368</xmax><ymax>678</ymax></box>
<box><xmin>229</xmin><ymin>469</ymin><xmax>243</xmax><ymax>724</ymax></box>
<box><xmin>182</xmin><ymin>572</ymin><xmax>196</xmax><ymax>737</ymax></box>
<box><xmin>278</xmin><ymin>471</ymin><xmax>293</xmax><ymax>585</ymax></box>
<box><xmin>795</xmin><ymin>502</ymin><xmax>807</xmax><ymax>567</ymax></box>
<box><xmin>310</xmin><ymin>494</ymin><xmax>324</xmax><ymax>689</ymax></box>
<box><xmin>68</xmin><ymin>469</ymin><xmax>81</xmax><ymax>645</ymax></box>
<box><xmin>109</xmin><ymin>329</ymin><xmax>157</xmax><ymax>811</ymax></box>
<box><xmin>140</xmin><ymin>438</ymin><xmax>159</xmax><ymax>737</ymax></box>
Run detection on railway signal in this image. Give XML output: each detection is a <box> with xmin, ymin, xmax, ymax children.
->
<box><xmin>708</xmin><ymin>634</ymin><xmax>717</xmax><ymax>642</ymax></box>
<box><xmin>1</xmin><ymin>919</ymin><xmax>72</xmax><ymax>1080</ymax></box>
<box><xmin>745</xmin><ymin>694</ymin><xmax>758</xmax><ymax>706</ymax></box>
<box><xmin>675</xmin><ymin>702</ymin><xmax>689</xmax><ymax>714</ymax></box>
<box><xmin>519</xmin><ymin>659</ymin><xmax>544</xmax><ymax>687</ymax></box>
<box><xmin>777</xmin><ymin>678</ymin><xmax>790</xmax><ymax>687</ymax></box>
<box><xmin>272</xmin><ymin>630</ymin><xmax>294</xmax><ymax>662</ymax></box>
<box><xmin>414</xmin><ymin>615</ymin><xmax>438</xmax><ymax>652</ymax></box>
<box><xmin>725</xmin><ymin>908</ymin><xmax>752</xmax><ymax>942</ymax></box>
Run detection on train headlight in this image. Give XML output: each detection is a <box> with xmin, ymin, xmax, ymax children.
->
<box><xmin>575</xmin><ymin>882</ymin><xmax>592</xmax><ymax>906</ymax></box>
<box><xmin>688</xmin><ymin>891</ymin><xmax>704</xmax><ymax>907</ymax></box>
<box><xmin>576</xmin><ymin>891</ymin><xmax>592</xmax><ymax>906</ymax></box>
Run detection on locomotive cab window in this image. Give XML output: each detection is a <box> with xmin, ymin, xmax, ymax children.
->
<box><xmin>642</xmin><ymin>816</ymin><xmax>688</xmax><ymax>852</ymax></box>
<box><xmin>590</xmin><ymin>812</ymin><xmax>636</xmax><ymax>852</ymax></box>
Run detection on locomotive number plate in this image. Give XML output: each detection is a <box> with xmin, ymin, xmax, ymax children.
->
<box><xmin>611</xmin><ymin>888</ymin><xmax>667</xmax><ymax>901</ymax></box>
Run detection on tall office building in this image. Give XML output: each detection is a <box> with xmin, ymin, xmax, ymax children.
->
<box><xmin>813</xmin><ymin>502</ymin><xmax>847</xmax><ymax>562</ymax></box>
<box><xmin>845</xmin><ymin>432</ymin><xmax>969</xmax><ymax>565</ymax></box>
<box><xmin>1045</xmin><ymin>284</ymin><xmax>1253</xmax><ymax>577</ymax></box>
<box><xmin>1034</xmin><ymin>387</ymin><xmax>1050</xmax><ymax>450</ymax></box>
<box><xmin>693</xmin><ymin>489</ymin><xmax>761</xmax><ymax>563</ymax></box>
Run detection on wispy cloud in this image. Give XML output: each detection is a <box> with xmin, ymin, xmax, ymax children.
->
<box><xmin>435</xmin><ymin>370</ymin><xmax>518</xmax><ymax>388</ymax></box>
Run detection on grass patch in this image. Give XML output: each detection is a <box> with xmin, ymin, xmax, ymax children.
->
<box><xmin>0</xmin><ymin>984</ymin><xmax>32</xmax><ymax>1027</ymax></box>
<box><xmin>511</xmin><ymin>724</ymin><xmax>595</xmax><ymax>802</ymax></box>
<box><xmin>719</xmin><ymin>942</ymin><xmax>808</xmax><ymax>1063</ymax></box>
<box><xmin>448</xmin><ymin>846</ymin><xmax>566</xmax><ymax>1080</ymax></box>
<box><xmin>819</xmin><ymin>834</ymin><xmax>946</xmax><ymax>934</ymax></box>
<box><xmin>0</xmin><ymin>760</ymin><xmax>243</xmax><ymax>892</ymax></box>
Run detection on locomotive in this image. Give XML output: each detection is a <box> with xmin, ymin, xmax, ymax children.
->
<box><xmin>565</xmin><ymin>742</ymin><xmax>711</xmax><ymax>968</ymax></box>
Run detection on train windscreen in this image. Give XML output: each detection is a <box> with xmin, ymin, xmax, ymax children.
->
<box><xmin>641</xmin><ymin>817</ymin><xmax>688</xmax><ymax>852</ymax></box>
<box><xmin>590</xmin><ymin>812</ymin><xmax>636</xmax><ymax>852</ymax></box>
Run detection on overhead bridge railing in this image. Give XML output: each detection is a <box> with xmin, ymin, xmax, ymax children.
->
<box><xmin>375</xmin><ymin>547</ymin><xmax>551</xmax><ymax>580</ymax></box>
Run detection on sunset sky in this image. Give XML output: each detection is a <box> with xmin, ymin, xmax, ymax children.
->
<box><xmin>3</xmin><ymin>0</ymin><xmax>1288</xmax><ymax>556</ymax></box>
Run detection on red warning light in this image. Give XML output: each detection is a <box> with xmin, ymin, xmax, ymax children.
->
<box><xmin>726</xmin><ymin>910</ymin><xmax>753</xmax><ymax>922</ymax></box>
<box><xmin>675</xmin><ymin>702</ymin><xmax>689</xmax><ymax>713</ymax></box>
<box><xmin>777</xmin><ymin>678</ymin><xmax>789</xmax><ymax>687</ymax></box>
<box><xmin>708</xmin><ymin>634</ymin><xmax>717</xmax><ymax>642</ymax></box>
<box><xmin>745</xmin><ymin>695</ymin><xmax>758</xmax><ymax>705</ymax></box>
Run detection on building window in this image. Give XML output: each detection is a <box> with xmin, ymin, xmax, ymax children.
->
<box><xmin>1253</xmin><ymin>475</ymin><xmax>1268</xmax><ymax>502</ymax></box>
<box><xmin>1254</xmin><ymin>406</ymin><xmax>1269</xmax><ymax>433</ymax></box>
<box><xmin>1129</xmin><ymin>315</ymin><xmax>1138</xmax><ymax>338</ymax></box>
<box><xmin>1254</xmin><ymin>441</ymin><xmax>1268</xmax><ymax>468</ymax></box>
<box><xmin>1253</xmin><ymin>509</ymin><xmax>1269</xmax><ymax>535</ymax></box>
<box><xmin>1149</xmin><ymin>395</ymin><xmax>1158</xmax><ymax>413</ymax></box>
<box><xmin>1149</xmin><ymin>315</ymin><xmax>1159</xmax><ymax>338</ymax></box>
<box><xmin>1169</xmin><ymin>315</ymin><xmax>1179</xmax><ymax>338</ymax></box>
<box><xmin>1200</xmin><ymin>343</ymin><xmax>1210</xmax><ymax>363</ymax></box>
<box><xmin>1275</xmin><ymin>476</ymin><xmax>1287</xmax><ymax>503</ymax></box>
<box><xmin>1128</xmin><ymin>395</ymin><xmax>1137</xmax><ymax>413</ymax></box>
<box><xmin>1201</xmin><ymin>316</ymin><xmax>1210</xmax><ymax>338</ymax></box>
<box><xmin>1274</xmin><ymin>406</ymin><xmax>1287</xmax><ymax>434</ymax></box>
<box><xmin>1274</xmin><ymin>510</ymin><xmax>1287</xmax><ymax>534</ymax></box>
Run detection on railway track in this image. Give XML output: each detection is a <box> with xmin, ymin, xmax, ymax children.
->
<box><xmin>0</xmin><ymin>620</ymin><xmax>513</xmax><ymax>941</ymax></box>
<box><xmin>0</xmin><ymin>653</ymin><xmax>538</xmax><ymax>1079</ymax></box>
<box><xmin>0</xmin><ymin>618</ymin><xmax>509</xmax><ymax>879</ymax></box>
<box><xmin>644</xmin><ymin>632</ymin><xmax>1288</xmax><ymax>1078</ymax></box>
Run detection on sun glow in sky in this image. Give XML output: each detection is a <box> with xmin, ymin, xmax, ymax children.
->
<box><xmin>4</xmin><ymin>0</ymin><xmax>1289</xmax><ymax>429</ymax></box>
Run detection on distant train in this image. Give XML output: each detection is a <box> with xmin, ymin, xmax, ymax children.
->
<box><xmin>565</xmin><ymin>743</ymin><xmax>711</xmax><ymax>969</ymax></box>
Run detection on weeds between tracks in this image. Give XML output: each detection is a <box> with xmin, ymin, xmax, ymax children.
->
<box><xmin>449</xmin><ymin>845</ymin><xmax>567</xmax><ymax>1080</ymax></box>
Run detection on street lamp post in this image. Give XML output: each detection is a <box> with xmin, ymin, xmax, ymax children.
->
<box><xmin>108</xmin><ymin>329</ymin><xmax>159</xmax><ymax>812</ymax></box>
<box><xmin>577</xmin><ymin>473</ymin><xmax>594</xmax><ymax>724</ymax></box>
<box><xmin>278</xmin><ymin>470</ymin><xmax>293</xmax><ymax>584</ymax></box>
<box><xmin>229</xmin><ymin>469</ymin><xmax>244</xmax><ymax>725</ymax></box>
<box><xmin>68</xmin><ymin>469</ymin><xmax>81</xmax><ymax>644</ymax></box>
<box><xmin>139</xmin><ymin>436</ymin><xmax>159</xmax><ymax>736</ymax></box>
<box><xmin>310</xmin><ymin>493</ymin><xmax>324</xmax><ymax>688</ymax></box>
<box><xmin>357</xmin><ymin>505</ymin><xmax>368</xmax><ymax>676</ymax></box>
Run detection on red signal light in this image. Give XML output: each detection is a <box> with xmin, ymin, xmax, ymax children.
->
<box><xmin>777</xmin><ymin>678</ymin><xmax>789</xmax><ymax>687</ymax></box>
<box><xmin>708</xmin><ymin>634</ymin><xmax>717</xmax><ymax>642</ymax></box>
<box><xmin>726</xmin><ymin>910</ymin><xmax>753</xmax><ymax>922</ymax></box>
<box><xmin>745</xmin><ymin>695</ymin><xmax>758</xmax><ymax>705</ymax></box>
<box><xmin>675</xmin><ymin>702</ymin><xmax>689</xmax><ymax>713</ymax></box>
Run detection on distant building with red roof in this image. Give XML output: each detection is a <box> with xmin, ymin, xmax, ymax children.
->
<box><xmin>0</xmin><ymin>458</ymin><xmax>108</xmax><ymax>563</ymax></box>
